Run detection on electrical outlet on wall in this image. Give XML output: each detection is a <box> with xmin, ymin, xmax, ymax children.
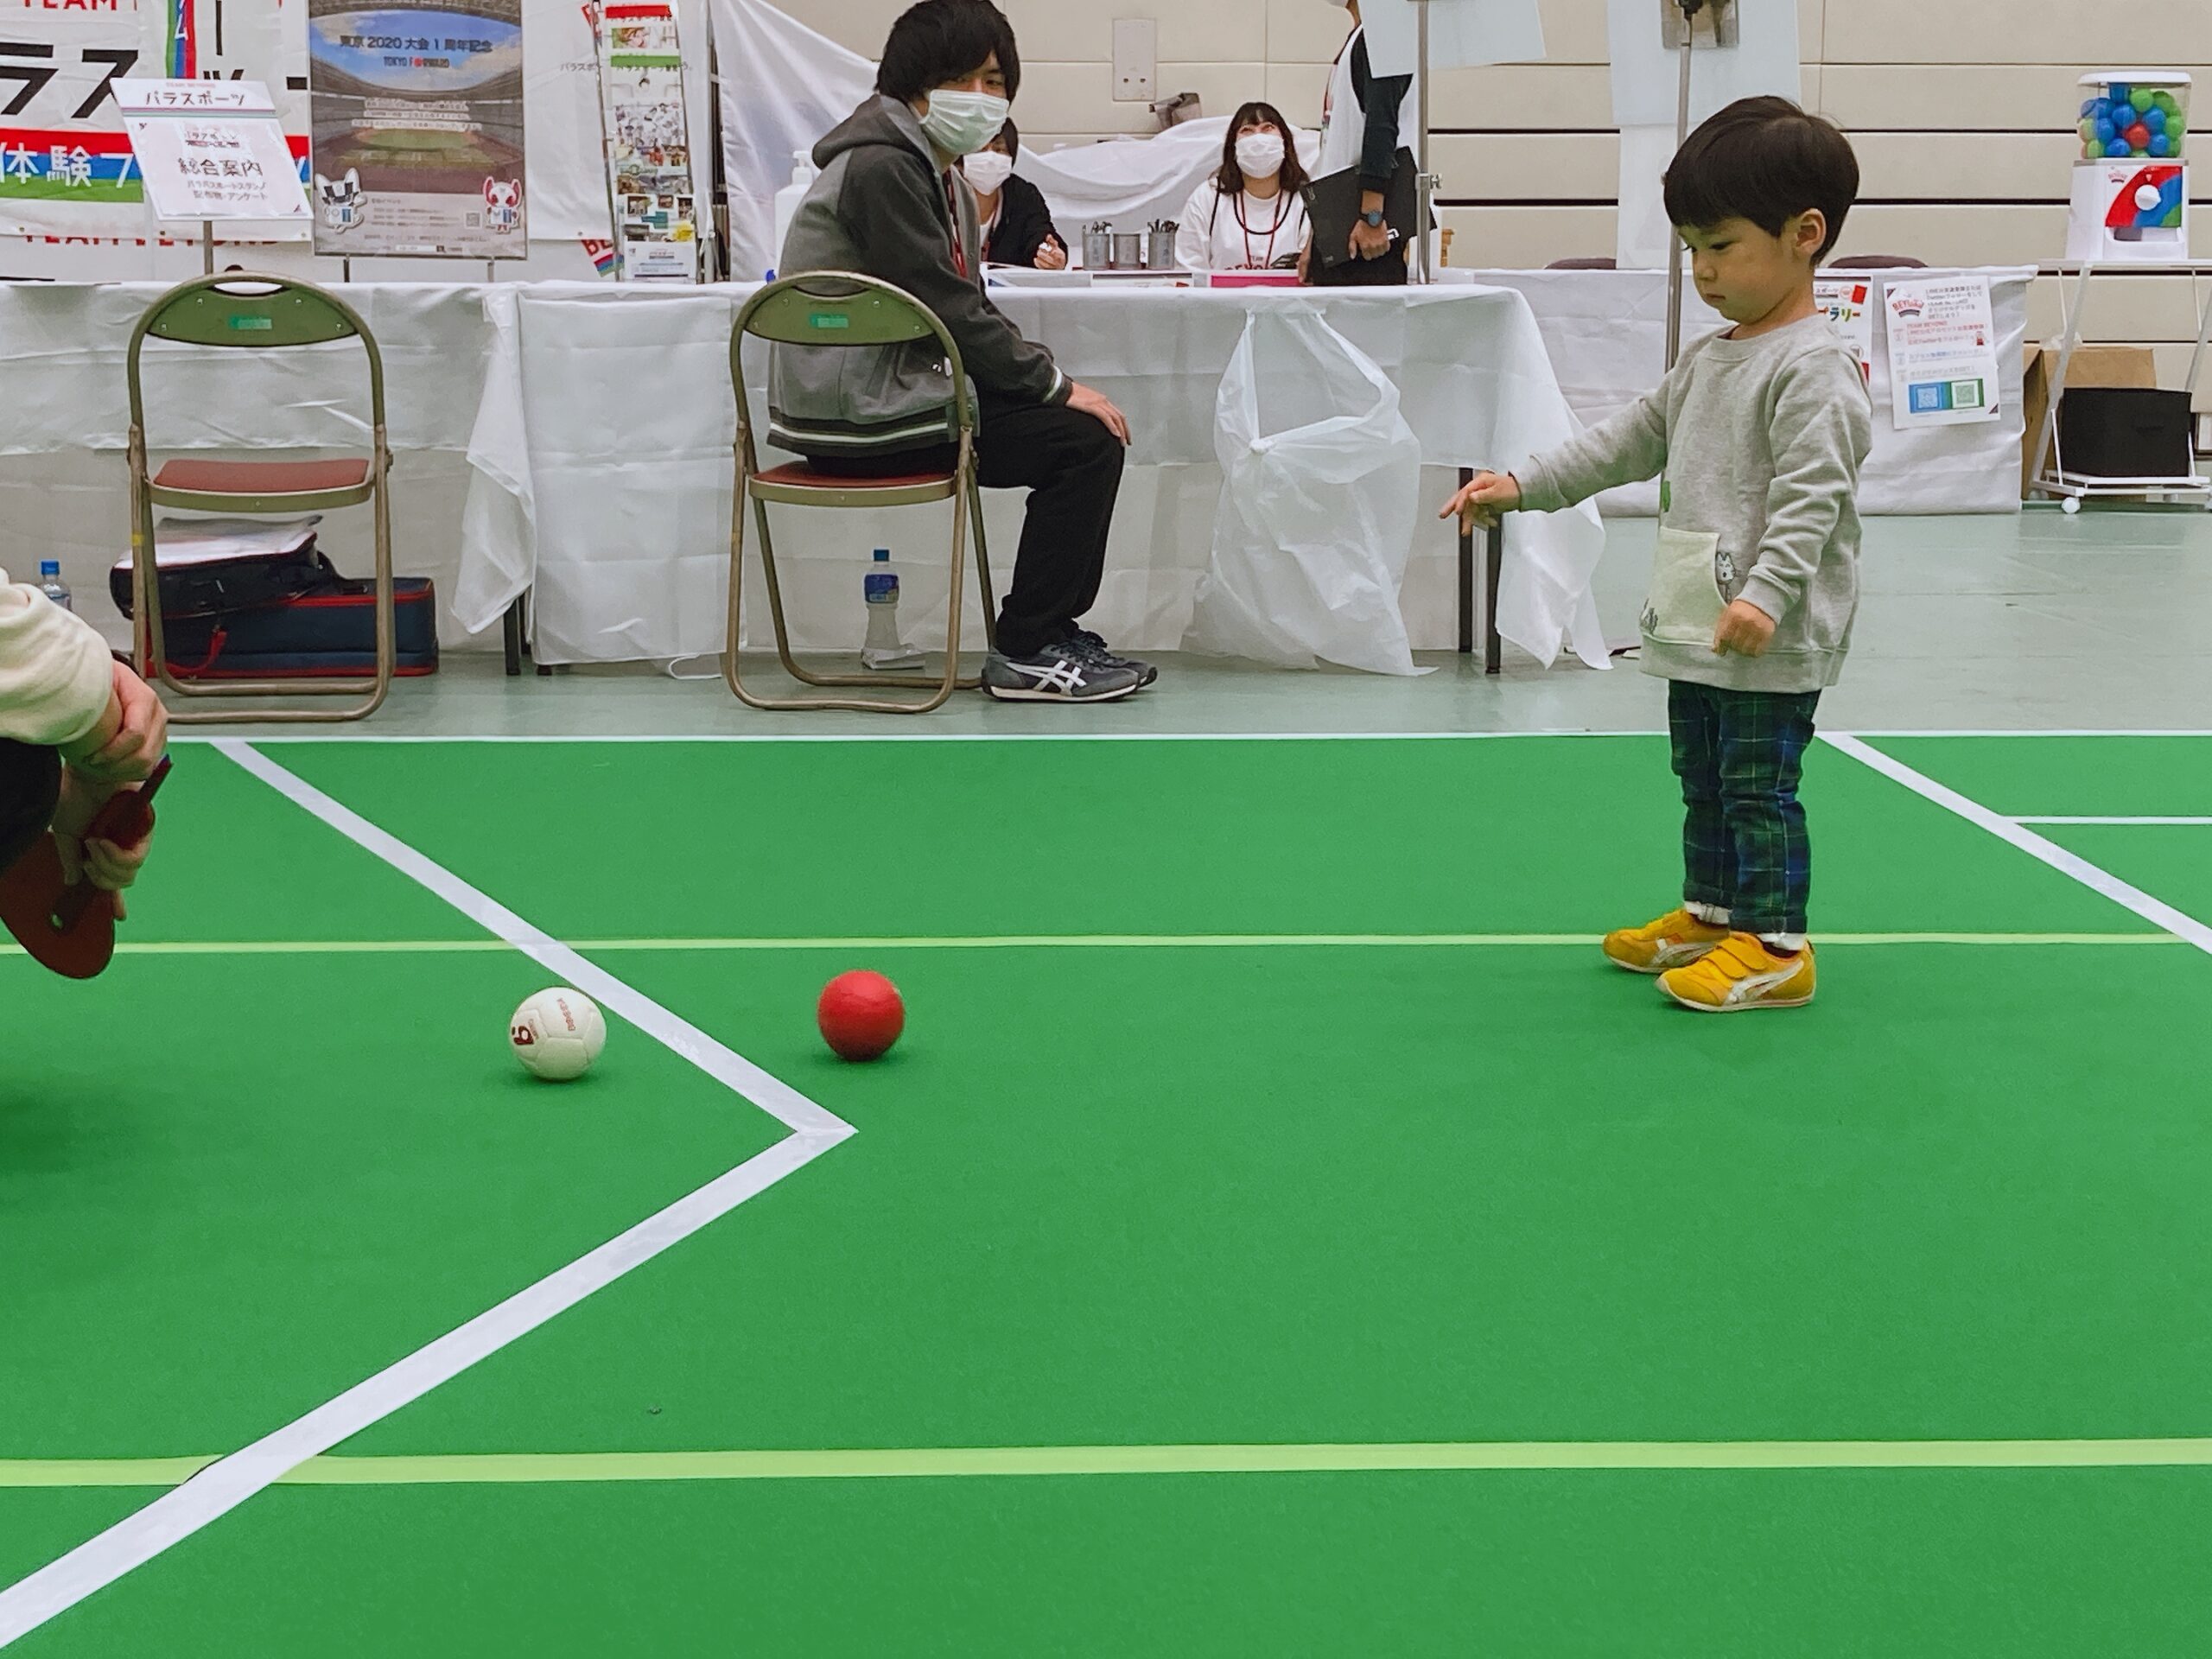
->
<box><xmin>1113</xmin><ymin>19</ymin><xmax>1156</xmax><ymax>103</ymax></box>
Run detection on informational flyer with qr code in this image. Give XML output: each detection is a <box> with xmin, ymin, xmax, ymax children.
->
<box><xmin>1883</xmin><ymin>276</ymin><xmax>2002</xmax><ymax>429</ymax></box>
<box><xmin>1813</xmin><ymin>276</ymin><xmax>1874</xmax><ymax>387</ymax></box>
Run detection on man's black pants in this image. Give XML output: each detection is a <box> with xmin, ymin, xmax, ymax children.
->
<box><xmin>805</xmin><ymin>390</ymin><xmax>1125</xmax><ymax>659</ymax></box>
<box><xmin>0</xmin><ymin>738</ymin><xmax>61</xmax><ymax>874</ymax></box>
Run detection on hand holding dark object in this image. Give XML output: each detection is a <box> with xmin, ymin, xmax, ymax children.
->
<box><xmin>1350</xmin><ymin>217</ymin><xmax>1394</xmax><ymax>262</ymax></box>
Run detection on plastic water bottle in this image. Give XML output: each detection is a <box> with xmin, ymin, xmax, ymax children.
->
<box><xmin>861</xmin><ymin>549</ymin><xmax>922</xmax><ymax>671</ymax></box>
<box><xmin>770</xmin><ymin>150</ymin><xmax>817</xmax><ymax>280</ymax></box>
<box><xmin>36</xmin><ymin>560</ymin><xmax>71</xmax><ymax>613</ymax></box>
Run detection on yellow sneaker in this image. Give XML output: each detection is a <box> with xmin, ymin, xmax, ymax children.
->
<box><xmin>1658</xmin><ymin>934</ymin><xmax>1817</xmax><ymax>1013</ymax></box>
<box><xmin>1602</xmin><ymin>908</ymin><xmax>1732</xmax><ymax>975</ymax></box>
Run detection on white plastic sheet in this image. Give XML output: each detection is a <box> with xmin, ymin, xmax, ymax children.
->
<box><xmin>1020</xmin><ymin>118</ymin><xmax>1321</xmax><ymax>238</ymax></box>
<box><xmin>709</xmin><ymin>0</ymin><xmax>874</xmax><ymax>282</ymax></box>
<box><xmin>1189</xmin><ymin>309</ymin><xmax>1427</xmax><ymax>676</ymax></box>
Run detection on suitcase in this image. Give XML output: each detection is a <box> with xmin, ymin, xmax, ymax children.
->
<box><xmin>111</xmin><ymin>521</ymin><xmax>332</xmax><ymax>619</ymax></box>
<box><xmin>156</xmin><ymin>577</ymin><xmax>440</xmax><ymax>680</ymax></box>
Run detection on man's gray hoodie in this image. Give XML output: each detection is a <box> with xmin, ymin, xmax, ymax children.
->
<box><xmin>769</xmin><ymin>93</ymin><xmax>1066</xmax><ymax>458</ymax></box>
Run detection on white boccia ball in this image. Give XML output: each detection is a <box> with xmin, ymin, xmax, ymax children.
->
<box><xmin>510</xmin><ymin>988</ymin><xmax>607</xmax><ymax>1082</ymax></box>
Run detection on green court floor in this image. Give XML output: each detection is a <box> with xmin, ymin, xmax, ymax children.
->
<box><xmin>3</xmin><ymin>733</ymin><xmax>2209</xmax><ymax>1655</ymax></box>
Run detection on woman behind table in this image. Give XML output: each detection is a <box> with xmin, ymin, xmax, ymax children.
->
<box><xmin>960</xmin><ymin>119</ymin><xmax>1068</xmax><ymax>269</ymax></box>
<box><xmin>1175</xmin><ymin>102</ymin><xmax>1312</xmax><ymax>273</ymax></box>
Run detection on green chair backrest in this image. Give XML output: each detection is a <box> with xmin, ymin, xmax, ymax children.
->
<box><xmin>127</xmin><ymin>272</ymin><xmax>386</xmax><ymax>435</ymax></box>
<box><xmin>145</xmin><ymin>282</ymin><xmax>362</xmax><ymax>348</ymax></box>
<box><xmin>741</xmin><ymin>278</ymin><xmax>940</xmax><ymax>347</ymax></box>
<box><xmin>732</xmin><ymin>272</ymin><xmax>972</xmax><ymax>448</ymax></box>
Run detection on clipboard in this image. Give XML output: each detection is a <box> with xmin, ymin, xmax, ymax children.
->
<box><xmin>1300</xmin><ymin>149</ymin><xmax>1419</xmax><ymax>272</ymax></box>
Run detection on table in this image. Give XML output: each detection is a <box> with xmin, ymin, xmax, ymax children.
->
<box><xmin>0</xmin><ymin>271</ymin><xmax>2026</xmax><ymax>671</ymax></box>
<box><xmin>1446</xmin><ymin>267</ymin><xmax>2035</xmax><ymax>516</ymax></box>
<box><xmin>2026</xmin><ymin>260</ymin><xmax>2212</xmax><ymax>512</ymax></box>
<box><xmin>453</xmin><ymin>283</ymin><xmax>1611</xmax><ymax>671</ymax></box>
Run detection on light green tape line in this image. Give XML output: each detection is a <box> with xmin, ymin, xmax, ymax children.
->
<box><xmin>0</xmin><ymin>1459</ymin><xmax>217</xmax><ymax>1488</ymax></box>
<box><xmin>0</xmin><ymin>933</ymin><xmax>2183</xmax><ymax>961</ymax></box>
<box><xmin>9</xmin><ymin>1440</ymin><xmax>2212</xmax><ymax>1490</ymax></box>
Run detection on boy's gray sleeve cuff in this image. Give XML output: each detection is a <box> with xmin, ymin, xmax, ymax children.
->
<box><xmin>1513</xmin><ymin>460</ymin><xmax>1567</xmax><ymax>514</ymax></box>
<box><xmin>1737</xmin><ymin>569</ymin><xmax>1797</xmax><ymax>624</ymax></box>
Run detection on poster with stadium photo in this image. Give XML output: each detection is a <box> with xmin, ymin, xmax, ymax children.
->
<box><xmin>306</xmin><ymin>0</ymin><xmax>525</xmax><ymax>258</ymax></box>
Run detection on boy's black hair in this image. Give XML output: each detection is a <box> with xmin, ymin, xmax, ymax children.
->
<box><xmin>1662</xmin><ymin>96</ymin><xmax>1859</xmax><ymax>258</ymax></box>
<box><xmin>877</xmin><ymin>0</ymin><xmax>1021</xmax><ymax>105</ymax></box>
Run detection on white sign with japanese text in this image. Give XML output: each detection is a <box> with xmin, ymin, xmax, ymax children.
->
<box><xmin>1883</xmin><ymin>275</ymin><xmax>2002</xmax><ymax>430</ymax></box>
<box><xmin>116</xmin><ymin>77</ymin><xmax>307</xmax><ymax>222</ymax></box>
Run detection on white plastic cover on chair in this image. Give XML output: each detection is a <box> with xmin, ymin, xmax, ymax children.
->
<box><xmin>1187</xmin><ymin>308</ymin><xmax>1429</xmax><ymax>677</ymax></box>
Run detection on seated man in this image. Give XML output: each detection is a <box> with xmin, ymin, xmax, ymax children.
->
<box><xmin>770</xmin><ymin>0</ymin><xmax>1153</xmax><ymax>703</ymax></box>
<box><xmin>2</xmin><ymin>566</ymin><xmax>163</xmax><ymax>899</ymax></box>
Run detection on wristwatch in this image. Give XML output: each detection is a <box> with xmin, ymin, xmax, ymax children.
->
<box><xmin>1361</xmin><ymin>208</ymin><xmax>1387</xmax><ymax>228</ymax></box>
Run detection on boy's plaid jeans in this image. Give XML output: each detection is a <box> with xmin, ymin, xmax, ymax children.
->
<box><xmin>1668</xmin><ymin>680</ymin><xmax>1822</xmax><ymax>938</ymax></box>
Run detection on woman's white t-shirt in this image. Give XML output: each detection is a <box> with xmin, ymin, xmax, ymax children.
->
<box><xmin>1174</xmin><ymin>179</ymin><xmax>1310</xmax><ymax>272</ymax></box>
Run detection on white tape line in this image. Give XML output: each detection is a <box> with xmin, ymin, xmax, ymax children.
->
<box><xmin>0</xmin><ymin>1136</ymin><xmax>836</xmax><ymax>1647</ymax></box>
<box><xmin>2013</xmin><ymin>817</ymin><xmax>2212</xmax><ymax>827</ymax></box>
<box><xmin>213</xmin><ymin>741</ymin><xmax>849</xmax><ymax>1141</ymax></box>
<box><xmin>168</xmin><ymin>729</ymin><xmax>1656</xmax><ymax>746</ymax></box>
<box><xmin>1822</xmin><ymin>735</ymin><xmax>2212</xmax><ymax>957</ymax></box>
<box><xmin>0</xmin><ymin>744</ymin><xmax>856</xmax><ymax>1650</ymax></box>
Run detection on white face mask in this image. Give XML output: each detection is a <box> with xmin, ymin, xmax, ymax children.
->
<box><xmin>1234</xmin><ymin>131</ymin><xmax>1286</xmax><ymax>180</ymax></box>
<box><xmin>962</xmin><ymin>149</ymin><xmax>1015</xmax><ymax>194</ymax></box>
<box><xmin>920</xmin><ymin>89</ymin><xmax>1011</xmax><ymax>158</ymax></box>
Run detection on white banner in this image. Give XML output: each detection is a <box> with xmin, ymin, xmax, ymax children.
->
<box><xmin>0</xmin><ymin>2</ymin><xmax>163</xmax><ymax>237</ymax></box>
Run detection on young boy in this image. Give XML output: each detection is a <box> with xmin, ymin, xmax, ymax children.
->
<box><xmin>1443</xmin><ymin>97</ymin><xmax>1872</xmax><ymax>1012</ymax></box>
<box><xmin>1</xmin><ymin>563</ymin><xmax>164</xmax><ymax>899</ymax></box>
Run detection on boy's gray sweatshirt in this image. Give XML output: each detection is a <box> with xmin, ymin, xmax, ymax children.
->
<box><xmin>1516</xmin><ymin>314</ymin><xmax>1874</xmax><ymax>694</ymax></box>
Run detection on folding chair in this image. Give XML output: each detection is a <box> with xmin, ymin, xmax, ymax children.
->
<box><xmin>725</xmin><ymin>273</ymin><xmax>995</xmax><ymax>714</ymax></box>
<box><xmin>125</xmin><ymin>274</ymin><xmax>396</xmax><ymax>724</ymax></box>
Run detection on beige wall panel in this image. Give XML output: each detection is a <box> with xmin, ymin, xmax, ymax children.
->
<box><xmin>1821</xmin><ymin>0</ymin><xmax>2212</xmax><ymax>66</ymax></box>
<box><xmin>1854</xmin><ymin>131</ymin><xmax>2082</xmax><ymax>199</ymax></box>
<box><xmin>1265</xmin><ymin>61</ymin><xmax>1332</xmax><ymax>122</ymax></box>
<box><xmin>1432</xmin><ymin>132</ymin><xmax>1618</xmax><ymax>200</ymax></box>
<box><xmin>1011</xmin><ymin>61</ymin><xmax>1274</xmax><ymax>136</ymax></box>
<box><xmin>1008</xmin><ymin>3</ymin><xmax>1269</xmax><ymax>66</ymax></box>
<box><xmin>1821</xmin><ymin>64</ymin><xmax>2119</xmax><ymax>130</ymax></box>
<box><xmin>1437</xmin><ymin>203</ymin><xmax>1619</xmax><ymax>261</ymax></box>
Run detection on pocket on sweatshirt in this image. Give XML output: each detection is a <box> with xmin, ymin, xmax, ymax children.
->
<box><xmin>1640</xmin><ymin>527</ymin><xmax>1725</xmax><ymax>645</ymax></box>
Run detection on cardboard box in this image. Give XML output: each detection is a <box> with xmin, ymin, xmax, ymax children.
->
<box><xmin>2022</xmin><ymin>342</ymin><xmax>2158</xmax><ymax>496</ymax></box>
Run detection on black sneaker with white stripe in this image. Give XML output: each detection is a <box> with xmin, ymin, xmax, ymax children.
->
<box><xmin>982</xmin><ymin>644</ymin><xmax>1142</xmax><ymax>702</ymax></box>
<box><xmin>1065</xmin><ymin>629</ymin><xmax>1158</xmax><ymax>690</ymax></box>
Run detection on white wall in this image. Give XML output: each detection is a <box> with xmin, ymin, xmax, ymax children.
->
<box><xmin>783</xmin><ymin>0</ymin><xmax>2212</xmax><ymax>399</ymax></box>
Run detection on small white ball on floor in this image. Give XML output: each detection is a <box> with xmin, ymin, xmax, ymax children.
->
<box><xmin>510</xmin><ymin>988</ymin><xmax>607</xmax><ymax>1082</ymax></box>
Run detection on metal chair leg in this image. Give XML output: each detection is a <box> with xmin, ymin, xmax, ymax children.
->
<box><xmin>727</xmin><ymin>459</ymin><xmax>976</xmax><ymax>715</ymax></box>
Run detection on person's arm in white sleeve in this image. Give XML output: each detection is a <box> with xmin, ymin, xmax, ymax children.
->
<box><xmin>1175</xmin><ymin>181</ymin><xmax>1218</xmax><ymax>271</ymax></box>
<box><xmin>0</xmin><ymin>566</ymin><xmax>116</xmax><ymax>750</ymax></box>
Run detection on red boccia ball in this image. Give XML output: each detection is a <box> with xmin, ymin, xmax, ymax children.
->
<box><xmin>817</xmin><ymin>970</ymin><xmax>905</xmax><ymax>1061</ymax></box>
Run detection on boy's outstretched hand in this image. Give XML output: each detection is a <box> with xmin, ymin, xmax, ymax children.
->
<box><xmin>1712</xmin><ymin>598</ymin><xmax>1777</xmax><ymax>658</ymax></box>
<box><xmin>1439</xmin><ymin>470</ymin><xmax>1522</xmax><ymax>532</ymax></box>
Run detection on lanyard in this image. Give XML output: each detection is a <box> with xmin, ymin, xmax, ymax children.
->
<box><xmin>942</xmin><ymin>175</ymin><xmax>968</xmax><ymax>280</ymax></box>
<box><xmin>1230</xmin><ymin>189</ymin><xmax>1291</xmax><ymax>270</ymax></box>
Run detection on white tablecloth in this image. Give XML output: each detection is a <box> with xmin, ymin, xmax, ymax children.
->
<box><xmin>0</xmin><ymin>269</ymin><xmax>2031</xmax><ymax>664</ymax></box>
<box><xmin>1446</xmin><ymin>267</ymin><xmax>2035</xmax><ymax>516</ymax></box>
<box><xmin>454</xmin><ymin>283</ymin><xmax>1613</xmax><ymax>669</ymax></box>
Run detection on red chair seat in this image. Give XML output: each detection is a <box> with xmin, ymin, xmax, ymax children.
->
<box><xmin>154</xmin><ymin>457</ymin><xmax>371</xmax><ymax>494</ymax></box>
<box><xmin>755</xmin><ymin>461</ymin><xmax>955</xmax><ymax>491</ymax></box>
